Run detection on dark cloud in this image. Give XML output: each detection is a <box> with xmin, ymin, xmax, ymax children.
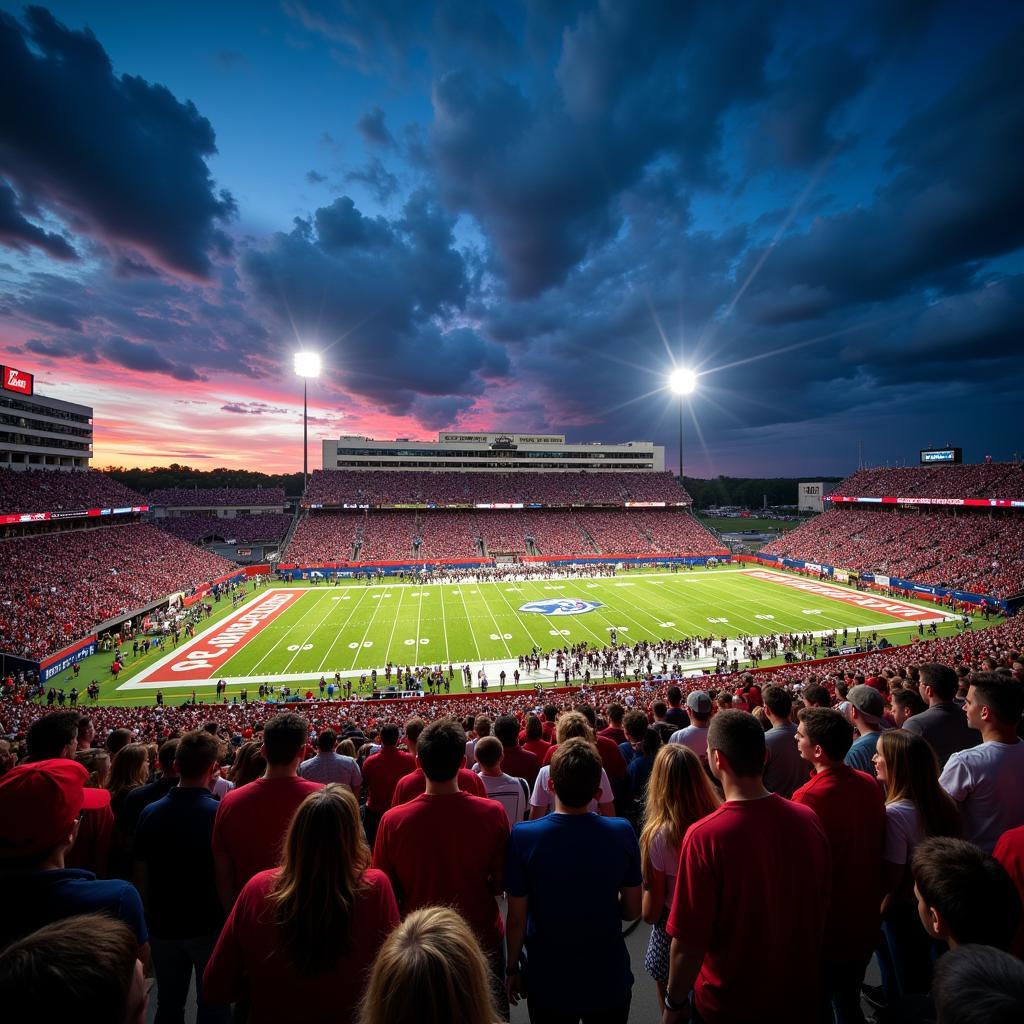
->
<box><xmin>220</xmin><ymin>401</ymin><xmax>290</xmax><ymax>415</ymax></box>
<box><xmin>344</xmin><ymin>157</ymin><xmax>399</xmax><ymax>203</ymax></box>
<box><xmin>213</xmin><ymin>49</ymin><xmax>249</xmax><ymax>71</ymax></box>
<box><xmin>305</xmin><ymin>170</ymin><xmax>327</xmax><ymax>184</ymax></box>
<box><xmin>0</xmin><ymin>180</ymin><xmax>77</xmax><ymax>260</ymax></box>
<box><xmin>0</xmin><ymin>7</ymin><xmax>234</xmax><ymax>277</ymax></box>
<box><xmin>101</xmin><ymin>335</ymin><xmax>204</xmax><ymax>382</ymax></box>
<box><xmin>356</xmin><ymin>106</ymin><xmax>394</xmax><ymax>147</ymax></box>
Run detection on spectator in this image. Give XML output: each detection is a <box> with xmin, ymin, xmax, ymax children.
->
<box><xmin>871</xmin><ymin>729</ymin><xmax>962</xmax><ymax>1002</ymax></box>
<box><xmin>522</xmin><ymin>714</ymin><xmax>551</xmax><ymax>761</ymax></box>
<box><xmin>358</xmin><ymin>906</ymin><xmax>500</xmax><ymax>1024</ymax></box>
<box><xmin>390</xmin><ymin>717</ymin><xmax>485</xmax><ymax>804</ymax></box>
<box><xmin>639</xmin><ymin>744</ymin><xmax>719</xmax><ymax>1007</ymax></box>
<box><xmin>663</xmin><ymin>711</ymin><xmax>831</xmax><ymax>1024</ymax></box>
<box><xmin>803</xmin><ymin>683</ymin><xmax>833</xmax><ymax>708</ymax></box>
<box><xmin>0</xmin><ymin>759</ymin><xmax>148</xmax><ymax>956</ymax></box>
<box><xmin>0</xmin><ymin>915</ymin><xmax>148</xmax><ymax>1024</ymax></box>
<box><xmin>360</xmin><ymin>723</ymin><xmax>416</xmax><ymax>847</ymax></box>
<box><xmin>668</xmin><ymin>691</ymin><xmax>713</xmax><ymax>759</ymax></box>
<box><xmin>844</xmin><ymin>684</ymin><xmax>886</xmax><ymax>777</ymax></box>
<box><xmin>761</xmin><ymin>684</ymin><xmax>810</xmax><ymax>798</ymax></box>
<box><xmin>530</xmin><ymin>712</ymin><xmax>615</xmax><ymax>818</ymax></box>
<box><xmin>506</xmin><ymin>737</ymin><xmax>642</xmax><ymax>1022</ymax></box>
<box><xmin>298</xmin><ymin>729</ymin><xmax>362</xmax><ymax>790</ymax></box>
<box><xmin>903</xmin><ymin>664</ymin><xmax>981</xmax><ymax>767</ymax></box>
<box><xmin>939</xmin><ymin>672</ymin><xmax>1024</xmax><ymax>851</ymax></box>
<box><xmin>891</xmin><ymin>687</ymin><xmax>927</xmax><ymax>727</ymax></box>
<box><xmin>664</xmin><ymin>687</ymin><xmax>689</xmax><ymax>729</ymax></box>
<box><xmin>912</xmin><ymin>837</ymin><xmax>1021</xmax><ymax>950</ymax></box>
<box><xmin>205</xmin><ymin>785</ymin><xmax>399</xmax><ymax>1024</ymax></box>
<box><xmin>600</xmin><ymin>703</ymin><xmax>628</xmax><ymax>745</ymax></box>
<box><xmin>119</xmin><ymin>739</ymin><xmax>180</xmax><ymax>836</ymax></box>
<box><xmin>107</xmin><ymin>743</ymin><xmax>153</xmax><ymax>879</ymax></box>
<box><xmin>134</xmin><ymin>731</ymin><xmax>226</xmax><ymax>1024</ymax></box>
<box><xmin>474</xmin><ymin>735</ymin><xmax>530</xmax><ymax>826</ymax></box>
<box><xmin>373</xmin><ymin>718</ymin><xmax>509</xmax><ymax>999</ymax></box>
<box><xmin>793</xmin><ymin>708</ymin><xmax>886</xmax><ymax>1023</ymax></box>
<box><xmin>994</xmin><ymin>823</ymin><xmax>1024</xmax><ymax>958</ymax></box>
<box><xmin>619</xmin><ymin>709</ymin><xmax>649</xmax><ymax>767</ymax></box>
<box><xmin>932</xmin><ymin>944</ymin><xmax>1024</xmax><ymax>1024</ymax></box>
<box><xmin>226</xmin><ymin>741</ymin><xmax>265</xmax><ymax>787</ymax></box>
<box><xmin>625</xmin><ymin>727</ymin><xmax>663</xmax><ymax>824</ymax></box>
<box><xmin>212</xmin><ymin>713</ymin><xmax>322</xmax><ymax>908</ymax></box>
<box><xmin>494</xmin><ymin>714</ymin><xmax>540</xmax><ymax>787</ymax></box>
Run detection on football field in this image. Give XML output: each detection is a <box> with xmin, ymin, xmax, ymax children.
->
<box><xmin>118</xmin><ymin>568</ymin><xmax>954</xmax><ymax>694</ymax></box>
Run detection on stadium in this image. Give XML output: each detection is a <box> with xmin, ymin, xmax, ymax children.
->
<box><xmin>3</xmin><ymin>4</ymin><xmax>1024</xmax><ymax>1024</ymax></box>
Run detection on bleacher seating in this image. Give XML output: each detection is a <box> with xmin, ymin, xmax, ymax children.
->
<box><xmin>0</xmin><ymin>468</ymin><xmax>145</xmax><ymax>514</ymax></box>
<box><xmin>154</xmin><ymin>514</ymin><xmax>292</xmax><ymax>545</ymax></box>
<box><xmin>834</xmin><ymin>462</ymin><xmax>1024</xmax><ymax>499</ymax></box>
<box><xmin>147</xmin><ymin>487</ymin><xmax>287</xmax><ymax>508</ymax></box>
<box><xmin>0</xmin><ymin>523</ymin><xmax>237</xmax><ymax>658</ymax></box>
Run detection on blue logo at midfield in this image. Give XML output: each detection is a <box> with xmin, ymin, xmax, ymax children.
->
<box><xmin>519</xmin><ymin>598</ymin><xmax>603</xmax><ymax>616</ymax></box>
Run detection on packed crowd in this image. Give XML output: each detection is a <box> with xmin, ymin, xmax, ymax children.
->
<box><xmin>147</xmin><ymin>487</ymin><xmax>288</xmax><ymax>508</ymax></box>
<box><xmin>2</xmin><ymin>614</ymin><xmax>1024</xmax><ymax>1023</ymax></box>
<box><xmin>835</xmin><ymin>463</ymin><xmax>1024</xmax><ymax>500</ymax></box>
<box><xmin>285</xmin><ymin>509</ymin><xmax>725</xmax><ymax>564</ymax></box>
<box><xmin>154</xmin><ymin>513</ymin><xmax>293</xmax><ymax>545</ymax></box>
<box><xmin>304</xmin><ymin>469</ymin><xmax>692</xmax><ymax>506</ymax></box>
<box><xmin>0</xmin><ymin>524</ymin><xmax>238</xmax><ymax>659</ymax></box>
<box><xmin>0</xmin><ymin>467</ymin><xmax>146</xmax><ymax>513</ymax></box>
<box><xmin>764</xmin><ymin>507</ymin><xmax>1024</xmax><ymax>597</ymax></box>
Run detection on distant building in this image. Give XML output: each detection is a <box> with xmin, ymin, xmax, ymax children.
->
<box><xmin>0</xmin><ymin>365</ymin><xmax>93</xmax><ymax>471</ymax></box>
<box><xmin>323</xmin><ymin>431</ymin><xmax>665</xmax><ymax>473</ymax></box>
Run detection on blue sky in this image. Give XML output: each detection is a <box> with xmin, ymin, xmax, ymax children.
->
<box><xmin>0</xmin><ymin>1</ymin><xmax>1021</xmax><ymax>474</ymax></box>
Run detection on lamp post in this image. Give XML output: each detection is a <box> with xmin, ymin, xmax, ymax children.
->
<box><xmin>668</xmin><ymin>368</ymin><xmax>697</xmax><ymax>483</ymax></box>
<box><xmin>293</xmin><ymin>352</ymin><xmax>321</xmax><ymax>494</ymax></box>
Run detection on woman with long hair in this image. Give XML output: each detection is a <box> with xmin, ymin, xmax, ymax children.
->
<box><xmin>226</xmin><ymin>741</ymin><xmax>266</xmax><ymax>788</ymax></box>
<box><xmin>106</xmin><ymin>743</ymin><xmax>150</xmax><ymax>814</ymax></box>
<box><xmin>872</xmin><ymin>729</ymin><xmax>961</xmax><ymax>1000</ymax></box>
<box><xmin>359</xmin><ymin>906</ymin><xmax>500</xmax><ymax>1024</ymax></box>
<box><xmin>640</xmin><ymin>743</ymin><xmax>721</xmax><ymax>1005</ymax></box>
<box><xmin>203</xmin><ymin>784</ymin><xmax>398</xmax><ymax>1023</ymax></box>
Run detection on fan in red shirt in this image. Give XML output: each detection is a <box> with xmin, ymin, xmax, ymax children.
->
<box><xmin>360</xmin><ymin>723</ymin><xmax>416</xmax><ymax>848</ymax></box>
<box><xmin>373</xmin><ymin>718</ymin><xmax>510</xmax><ymax>1005</ymax></box>
<box><xmin>494</xmin><ymin>715</ymin><xmax>540</xmax><ymax>787</ymax></box>
<box><xmin>522</xmin><ymin>714</ymin><xmax>553</xmax><ymax>761</ymax></box>
<box><xmin>212</xmin><ymin>713</ymin><xmax>322</xmax><ymax>908</ymax></box>
<box><xmin>205</xmin><ymin>785</ymin><xmax>398</xmax><ymax>1024</ymax></box>
<box><xmin>389</xmin><ymin>716</ymin><xmax>484</xmax><ymax>805</ymax></box>
<box><xmin>792</xmin><ymin>707</ymin><xmax>886</xmax><ymax>1022</ymax></box>
<box><xmin>663</xmin><ymin>711</ymin><xmax>830</xmax><ymax>1024</ymax></box>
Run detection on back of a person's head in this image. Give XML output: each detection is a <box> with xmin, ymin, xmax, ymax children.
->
<box><xmin>156</xmin><ymin>740</ymin><xmax>178</xmax><ymax>774</ymax></box>
<box><xmin>473</xmin><ymin>736</ymin><xmax>503</xmax><ymax>770</ymax></box>
<box><xmin>798</xmin><ymin>707</ymin><xmax>853</xmax><ymax>762</ymax></box>
<box><xmin>403</xmin><ymin>718</ymin><xmax>425</xmax><ymax>746</ymax></box>
<box><xmin>543</xmin><ymin>704</ymin><xmax>557</xmax><ymax>723</ymax></box>
<box><xmin>379</xmin><ymin>724</ymin><xmax>400</xmax><ymax>747</ymax></box>
<box><xmin>550</xmin><ymin>737</ymin><xmax>602</xmax><ymax>809</ymax></box>
<box><xmin>667</xmin><ymin>686</ymin><xmax>682</xmax><ymax>707</ymax></box>
<box><xmin>474</xmin><ymin>716</ymin><xmax>491</xmax><ymax>736</ymax></box>
<box><xmin>175</xmin><ymin>731</ymin><xmax>220</xmax><ymax>781</ymax></box>
<box><xmin>107</xmin><ymin>744</ymin><xmax>149</xmax><ymax>795</ymax></box>
<box><xmin>317</xmin><ymin>729</ymin><xmax>337</xmax><ymax>752</ymax></box>
<box><xmin>802</xmin><ymin>684</ymin><xmax>831</xmax><ymax>708</ymax></box>
<box><xmin>892</xmin><ymin>688</ymin><xmax>926</xmax><ymax>715</ymax></box>
<box><xmin>359</xmin><ymin>906</ymin><xmax>497</xmax><ymax>1024</ymax></box>
<box><xmin>271</xmin><ymin>784</ymin><xmax>369</xmax><ymax>971</ymax></box>
<box><xmin>262</xmin><ymin>713</ymin><xmax>308</xmax><ymax>766</ymax></box>
<box><xmin>641</xmin><ymin>727</ymin><xmax>663</xmax><ymax>758</ymax></box>
<box><xmin>623</xmin><ymin>710</ymin><xmax>648</xmax><ymax>742</ymax></box>
<box><xmin>933</xmin><ymin>944</ymin><xmax>1024</xmax><ymax>1023</ymax></box>
<box><xmin>493</xmin><ymin>715</ymin><xmax>519</xmax><ymax>746</ymax></box>
<box><xmin>76</xmin><ymin>716</ymin><xmax>93</xmax><ymax>741</ymax></box>
<box><xmin>577</xmin><ymin>705</ymin><xmax>597</xmax><ymax>729</ymax></box>
<box><xmin>228</xmin><ymin>741</ymin><xmax>266</xmax><ymax>786</ymax></box>
<box><xmin>417</xmin><ymin>719</ymin><xmax>466</xmax><ymax>783</ymax></box>
<box><xmin>969</xmin><ymin>673</ymin><xmax>1024</xmax><ymax>725</ymax></box>
<box><xmin>106</xmin><ymin>728</ymin><xmax>132</xmax><ymax>757</ymax></box>
<box><xmin>554</xmin><ymin>711</ymin><xmax>592</xmax><ymax>745</ymax></box>
<box><xmin>0</xmin><ymin>914</ymin><xmax>142</xmax><ymax>1024</ymax></box>
<box><xmin>26</xmin><ymin>711</ymin><xmax>79</xmax><ymax>761</ymax></box>
<box><xmin>762</xmin><ymin>685</ymin><xmax>792</xmax><ymax>719</ymax></box>
<box><xmin>919</xmin><ymin>663</ymin><xmax>959</xmax><ymax>701</ymax></box>
<box><xmin>912</xmin><ymin>837</ymin><xmax>1022</xmax><ymax>949</ymax></box>
<box><xmin>707</xmin><ymin>709</ymin><xmax>765</xmax><ymax>778</ymax></box>
<box><xmin>606</xmin><ymin>703</ymin><xmax>624</xmax><ymax>724</ymax></box>
<box><xmin>524</xmin><ymin>714</ymin><xmax>542</xmax><ymax>741</ymax></box>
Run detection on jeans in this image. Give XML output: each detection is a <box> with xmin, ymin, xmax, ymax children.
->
<box><xmin>149</xmin><ymin>933</ymin><xmax>228</xmax><ymax>1024</ymax></box>
<box><xmin>879</xmin><ymin>903</ymin><xmax>935</xmax><ymax>999</ymax></box>
<box><xmin>526</xmin><ymin>1000</ymin><xmax>630</xmax><ymax>1024</ymax></box>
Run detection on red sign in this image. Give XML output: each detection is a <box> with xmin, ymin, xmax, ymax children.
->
<box><xmin>1</xmin><ymin>365</ymin><xmax>33</xmax><ymax>395</ymax></box>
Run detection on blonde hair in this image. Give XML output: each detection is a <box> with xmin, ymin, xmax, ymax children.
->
<box><xmin>74</xmin><ymin>749</ymin><xmax>111</xmax><ymax>788</ymax></box>
<box><xmin>268</xmin><ymin>784</ymin><xmax>369</xmax><ymax>972</ymax></box>
<box><xmin>359</xmin><ymin>906</ymin><xmax>498</xmax><ymax>1024</ymax></box>
<box><xmin>640</xmin><ymin>744</ymin><xmax>720</xmax><ymax>883</ymax></box>
<box><xmin>555</xmin><ymin>711</ymin><xmax>593</xmax><ymax>745</ymax></box>
<box><xmin>106</xmin><ymin>743</ymin><xmax>149</xmax><ymax>799</ymax></box>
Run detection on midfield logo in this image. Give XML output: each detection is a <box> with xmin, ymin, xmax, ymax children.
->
<box><xmin>519</xmin><ymin>598</ymin><xmax>603</xmax><ymax>616</ymax></box>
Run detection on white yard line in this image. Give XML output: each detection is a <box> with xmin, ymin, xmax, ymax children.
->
<box><xmin>315</xmin><ymin>587</ymin><xmax>373</xmax><ymax>672</ymax></box>
<box><xmin>455</xmin><ymin>586</ymin><xmax>483</xmax><ymax>662</ymax></box>
<box><xmin>439</xmin><ymin>584</ymin><xmax>451</xmax><ymax>664</ymax></box>
<box><xmin>381</xmin><ymin>586</ymin><xmax>407</xmax><ymax>668</ymax></box>
<box><xmin>349</xmin><ymin>586</ymin><xmax>391</xmax><ymax>670</ymax></box>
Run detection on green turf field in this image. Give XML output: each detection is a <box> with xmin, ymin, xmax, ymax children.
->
<box><xmin>74</xmin><ymin>566</ymin><xmax>974</xmax><ymax>704</ymax></box>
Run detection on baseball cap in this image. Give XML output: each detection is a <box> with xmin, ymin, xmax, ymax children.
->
<box><xmin>0</xmin><ymin>759</ymin><xmax>110</xmax><ymax>860</ymax></box>
<box><xmin>686</xmin><ymin>691</ymin><xmax>713</xmax><ymax>715</ymax></box>
<box><xmin>847</xmin><ymin>684</ymin><xmax>885</xmax><ymax>723</ymax></box>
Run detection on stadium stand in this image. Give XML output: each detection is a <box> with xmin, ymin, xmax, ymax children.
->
<box><xmin>834</xmin><ymin>462</ymin><xmax>1024</xmax><ymax>499</ymax></box>
<box><xmin>286</xmin><ymin>512</ymin><xmax>362</xmax><ymax>564</ymax></box>
<box><xmin>0</xmin><ymin>523</ymin><xmax>237</xmax><ymax>659</ymax></box>
<box><xmin>0</xmin><ymin>467</ymin><xmax>146</xmax><ymax>513</ymax></box>
<box><xmin>147</xmin><ymin>487</ymin><xmax>287</xmax><ymax>508</ymax></box>
<box><xmin>154</xmin><ymin>513</ymin><xmax>293</xmax><ymax>545</ymax></box>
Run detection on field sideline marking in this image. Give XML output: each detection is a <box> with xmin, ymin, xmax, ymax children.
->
<box><xmin>314</xmin><ymin>585</ymin><xmax>373</xmax><ymax>673</ymax></box>
<box><xmin>381</xmin><ymin>585</ymin><xmax>407</xmax><ymax>668</ymax></box>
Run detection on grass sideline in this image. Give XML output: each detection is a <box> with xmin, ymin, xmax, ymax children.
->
<box><xmin>698</xmin><ymin>516</ymin><xmax>803</xmax><ymax>532</ymax></box>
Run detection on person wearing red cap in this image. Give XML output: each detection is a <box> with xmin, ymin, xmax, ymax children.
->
<box><xmin>0</xmin><ymin>759</ymin><xmax>149</xmax><ymax>959</ymax></box>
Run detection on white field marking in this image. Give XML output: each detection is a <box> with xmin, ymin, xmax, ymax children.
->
<box><xmin>244</xmin><ymin>591</ymin><xmax>332</xmax><ymax>678</ymax></box>
<box><xmin>489</xmin><ymin>579</ymin><xmax>547</xmax><ymax>652</ymax></box>
<box><xmin>455</xmin><ymin>582</ymin><xmax>483</xmax><ymax>662</ymax></box>
<box><xmin>349</xmin><ymin>582</ymin><xmax>391</xmax><ymax>670</ymax></box>
<box><xmin>282</xmin><ymin>589</ymin><xmax>353</xmax><ymax>675</ymax></box>
<box><xmin>647</xmin><ymin>579</ymin><xmax>716</xmax><ymax>634</ymax></box>
<box><xmin>713</xmin><ymin>573</ymin><xmax>862</xmax><ymax>635</ymax></box>
<box><xmin>380</xmin><ymin>584</ymin><xmax>407</xmax><ymax>668</ymax></box>
<box><xmin>440</xmin><ymin>581</ymin><xmax>451</xmax><ymax>664</ymax></box>
<box><xmin>119</xmin><ymin>616</ymin><xmax>938</xmax><ymax>691</ymax></box>
<box><xmin>316</xmin><ymin>586</ymin><xmax>373</xmax><ymax>673</ymax></box>
<box><xmin>475</xmin><ymin>584</ymin><xmax>515</xmax><ymax>660</ymax></box>
<box><xmin>517</xmin><ymin>579</ymin><xmax>609</xmax><ymax>648</ymax></box>
<box><xmin>415</xmin><ymin>585</ymin><xmax>424</xmax><ymax>649</ymax></box>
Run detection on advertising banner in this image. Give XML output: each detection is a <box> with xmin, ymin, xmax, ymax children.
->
<box><xmin>1</xmin><ymin>365</ymin><xmax>33</xmax><ymax>395</ymax></box>
<box><xmin>39</xmin><ymin>635</ymin><xmax>97</xmax><ymax>681</ymax></box>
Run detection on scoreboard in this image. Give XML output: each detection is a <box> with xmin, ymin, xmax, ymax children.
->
<box><xmin>920</xmin><ymin>448</ymin><xmax>962</xmax><ymax>465</ymax></box>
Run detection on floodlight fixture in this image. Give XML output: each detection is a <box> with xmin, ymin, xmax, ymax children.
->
<box><xmin>294</xmin><ymin>351</ymin><xmax>321</xmax><ymax>378</ymax></box>
<box><xmin>668</xmin><ymin>367</ymin><xmax>697</xmax><ymax>395</ymax></box>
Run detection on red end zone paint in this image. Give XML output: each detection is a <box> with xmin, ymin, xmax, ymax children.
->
<box><xmin>743</xmin><ymin>570</ymin><xmax>942</xmax><ymax>621</ymax></box>
<box><xmin>157</xmin><ymin>590</ymin><xmax>303</xmax><ymax>680</ymax></box>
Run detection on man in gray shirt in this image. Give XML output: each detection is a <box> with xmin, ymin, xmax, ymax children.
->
<box><xmin>761</xmin><ymin>685</ymin><xmax>810</xmax><ymax>798</ymax></box>
<box><xmin>669</xmin><ymin>692</ymin><xmax>713</xmax><ymax>758</ymax></box>
<box><xmin>298</xmin><ymin>729</ymin><xmax>362</xmax><ymax>790</ymax></box>
<box><xmin>903</xmin><ymin>664</ymin><xmax>981</xmax><ymax>768</ymax></box>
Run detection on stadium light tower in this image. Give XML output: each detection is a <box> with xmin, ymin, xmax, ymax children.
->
<box><xmin>668</xmin><ymin>368</ymin><xmax>697</xmax><ymax>483</ymax></box>
<box><xmin>294</xmin><ymin>351</ymin><xmax>321</xmax><ymax>494</ymax></box>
